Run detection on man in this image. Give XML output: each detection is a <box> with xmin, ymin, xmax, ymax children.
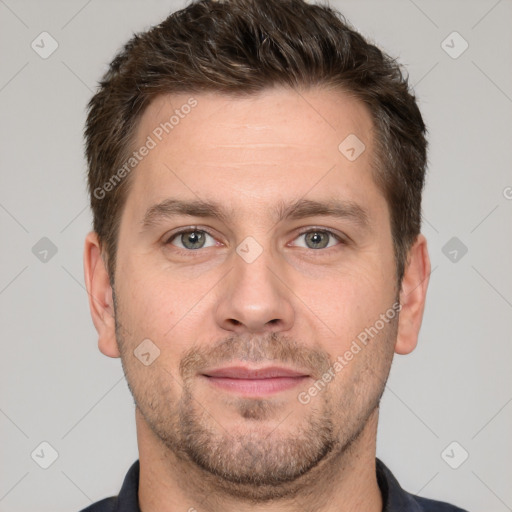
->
<box><xmin>81</xmin><ymin>0</ymin><xmax>468</xmax><ymax>510</ymax></box>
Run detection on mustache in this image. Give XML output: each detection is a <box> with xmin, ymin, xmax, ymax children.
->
<box><xmin>179</xmin><ymin>332</ymin><xmax>332</xmax><ymax>382</ymax></box>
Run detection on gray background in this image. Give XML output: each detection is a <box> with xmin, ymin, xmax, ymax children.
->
<box><xmin>1</xmin><ymin>0</ymin><xmax>511</xmax><ymax>511</ymax></box>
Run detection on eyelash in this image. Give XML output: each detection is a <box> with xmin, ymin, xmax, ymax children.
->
<box><xmin>164</xmin><ymin>226</ymin><xmax>346</xmax><ymax>254</ymax></box>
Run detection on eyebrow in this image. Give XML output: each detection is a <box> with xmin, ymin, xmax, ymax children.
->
<box><xmin>140</xmin><ymin>197</ymin><xmax>370</xmax><ymax>231</ymax></box>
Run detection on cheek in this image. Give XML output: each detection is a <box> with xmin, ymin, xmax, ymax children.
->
<box><xmin>316</xmin><ymin>268</ymin><xmax>394</xmax><ymax>354</ymax></box>
<box><xmin>116</xmin><ymin>262</ymin><xmax>209</xmax><ymax>369</ymax></box>
<box><xmin>115</xmin><ymin>263</ymin><xmax>176</xmax><ymax>340</ymax></box>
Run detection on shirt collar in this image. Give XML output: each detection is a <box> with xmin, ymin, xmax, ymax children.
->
<box><xmin>376</xmin><ymin>458</ymin><xmax>423</xmax><ymax>512</ymax></box>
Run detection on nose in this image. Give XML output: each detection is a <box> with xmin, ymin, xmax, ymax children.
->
<box><xmin>214</xmin><ymin>248</ymin><xmax>295</xmax><ymax>334</ymax></box>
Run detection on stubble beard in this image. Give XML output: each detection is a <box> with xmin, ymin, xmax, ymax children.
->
<box><xmin>114</xmin><ymin>296</ymin><xmax>396</xmax><ymax>501</ymax></box>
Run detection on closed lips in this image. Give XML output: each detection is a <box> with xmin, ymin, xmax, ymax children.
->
<box><xmin>202</xmin><ymin>367</ymin><xmax>309</xmax><ymax>379</ymax></box>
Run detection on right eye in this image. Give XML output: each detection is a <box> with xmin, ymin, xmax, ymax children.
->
<box><xmin>165</xmin><ymin>228</ymin><xmax>218</xmax><ymax>251</ymax></box>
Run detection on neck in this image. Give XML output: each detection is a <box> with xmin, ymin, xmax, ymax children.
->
<box><xmin>137</xmin><ymin>407</ymin><xmax>383</xmax><ymax>512</ymax></box>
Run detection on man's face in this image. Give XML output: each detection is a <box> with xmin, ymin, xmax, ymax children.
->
<box><xmin>111</xmin><ymin>87</ymin><xmax>400</xmax><ymax>495</ymax></box>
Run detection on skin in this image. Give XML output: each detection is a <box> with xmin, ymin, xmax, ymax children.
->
<box><xmin>84</xmin><ymin>86</ymin><xmax>430</xmax><ymax>512</ymax></box>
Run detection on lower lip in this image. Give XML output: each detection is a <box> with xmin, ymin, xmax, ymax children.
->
<box><xmin>203</xmin><ymin>376</ymin><xmax>309</xmax><ymax>396</ymax></box>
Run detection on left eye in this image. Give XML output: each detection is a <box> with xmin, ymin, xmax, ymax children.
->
<box><xmin>292</xmin><ymin>230</ymin><xmax>341</xmax><ymax>250</ymax></box>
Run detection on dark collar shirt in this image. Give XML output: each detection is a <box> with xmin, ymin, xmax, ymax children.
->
<box><xmin>79</xmin><ymin>458</ymin><xmax>469</xmax><ymax>512</ymax></box>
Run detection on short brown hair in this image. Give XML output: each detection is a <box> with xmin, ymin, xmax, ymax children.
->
<box><xmin>85</xmin><ymin>0</ymin><xmax>427</xmax><ymax>285</ymax></box>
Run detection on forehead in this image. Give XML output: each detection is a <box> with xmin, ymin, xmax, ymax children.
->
<box><xmin>124</xmin><ymin>86</ymin><xmax>380</xmax><ymax>224</ymax></box>
<box><xmin>136</xmin><ymin>87</ymin><xmax>372</xmax><ymax>158</ymax></box>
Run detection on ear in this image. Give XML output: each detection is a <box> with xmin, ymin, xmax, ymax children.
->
<box><xmin>83</xmin><ymin>231</ymin><xmax>120</xmax><ymax>358</ymax></box>
<box><xmin>395</xmin><ymin>234</ymin><xmax>431</xmax><ymax>355</ymax></box>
